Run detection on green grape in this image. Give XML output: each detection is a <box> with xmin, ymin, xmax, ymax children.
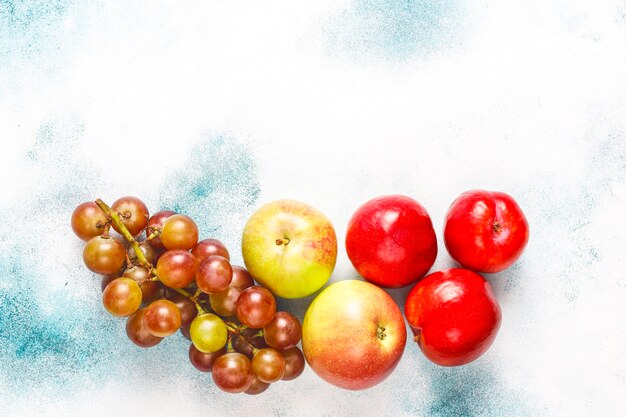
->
<box><xmin>189</xmin><ymin>313</ymin><xmax>228</xmax><ymax>353</ymax></box>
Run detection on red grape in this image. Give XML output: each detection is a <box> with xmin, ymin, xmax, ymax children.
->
<box><xmin>71</xmin><ymin>202</ymin><xmax>107</xmax><ymax>241</ymax></box>
<box><xmin>232</xmin><ymin>328</ymin><xmax>267</xmax><ymax>358</ymax></box>
<box><xmin>282</xmin><ymin>346</ymin><xmax>305</xmax><ymax>381</ymax></box>
<box><xmin>191</xmin><ymin>238</ymin><xmax>230</xmax><ymax>263</ymax></box>
<box><xmin>144</xmin><ymin>299</ymin><xmax>182</xmax><ymax>337</ymax></box>
<box><xmin>101</xmin><ymin>275</ymin><xmax>117</xmax><ymax>292</ymax></box>
<box><xmin>122</xmin><ymin>265</ymin><xmax>150</xmax><ymax>281</ymax></box>
<box><xmin>126</xmin><ymin>308</ymin><xmax>163</xmax><ymax>348</ymax></box>
<box><xmin>189</xmin><ymin>344</ymin><xmax>225</xmax><ymax>372</ymax></box>
<box><xmin>236</xmin><ymin>286</ymin><xmax>276</xmax><ymax>329</ymax></box>
<box><xmin>128</xmin><ymin>241</ymin><xmax>160</xmax><ymax>266</ymax></box>
<box><xmin>146</xmin><ymin>210</ymin><xmax>176</xmax><ymax>249</ymax></box>
<box><xmin>167</xmin><ymin>292</ymin><xmax>198</xmax><ymax>326</ymax></box>
<box><xmin>180</xmin><ymin>323</ymin><xmax>192</xmax><ymax>340</ymax></box>
<box><xmin>230</xmin><ymin>266</ymin><xmax>254</xmax><ymax>291</ymax></box>
<box><xmin>156</xmin><ymin>250</ymin><xmax>197</xmax><ymax>289</ymax></box>
<box><xmin>263</xmin><ymin>311</ymin><xmax>302</xmax><ymax>350</ymax></box>
<box><xmin>212</xmin><ymin>353</ymin><xmax>254</xmax><ymax>393</ymax></box>
<box><xmin>122</xmin><ymin>266</ymin><xmax>163</xmax><ymax>303</ymax></box>
<box><xmin>196</xmin><ymin>256</ymin><xmax>232</xmax><ymax>294</ymax></box>
<box><xmin>251</xmin><ymin>348</ymin><xmax>286</xmax><ymax>383</ymax></box>
<box><xmin>102</xmin><ymin>278</ymin><xmax>142</xmax><ymax>317</ymax></box>
<box><xmin>111</xmin><ymin>196</ymin><xmax>149</xmax><ymax>236</ymax></box>
<box><xmin>209</xmin><ymin>286</ymin><xmax>241</xmax><ymax>317</ymax></box>
<box><xmin>83</xmin><ymin>235</ymin><xmax>126</xmax><ymax>275</ymax></box>
<box><xmin>161</xmin><ymin>214</ymin><xmax>198</xmax><ymax>250</ymax></box>
<box><xmin>244</xmin><ymin>377</ymin><xmax>270</xmax><ymax>395</ymax></box>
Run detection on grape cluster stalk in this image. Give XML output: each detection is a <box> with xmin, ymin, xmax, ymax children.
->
<box><xmin>72</xmin><ymin>197</ymin><xmax>305</xmax><ymax>394</ymax></box>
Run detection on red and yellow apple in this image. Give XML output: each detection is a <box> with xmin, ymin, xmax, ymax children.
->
<box><xmin>302</xmin><ymin>280</ymin><xmax>406</xmax><ymax>390</ymax></box>
<box><xmin>241</xmin><ymin>200</ymin><xmax>337</xmax><ymax>298</ymax></box>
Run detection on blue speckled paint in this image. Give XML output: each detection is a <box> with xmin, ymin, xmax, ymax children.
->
<box><xmin>0</xmin><ymin>249</ymin><xmax>108</xmax><ymax>367</ymax></box>
<box><xmin>423</xmin><ymin>363</ymin><xmax>537</xmax><ymax>417</ymax></box>
<box><xmin>0</xmin><ymin>0</ymin><xmax>76</xmax><ymax>67</ymax></box>
<box><xmin>158</xmin><ymin>135</ymin><xmax>261</xmax><ymax>246</ymax></box>
<box><xmin>506</xmin><ymin>132</ymin><xmax>626</xmax><ymax>299</ymax></box>
<box><xmin>326</xmin><ymin>0</ymin><xmax>463</xmax><ymax>61</ymax></box>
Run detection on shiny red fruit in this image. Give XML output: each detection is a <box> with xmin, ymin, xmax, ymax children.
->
<box><xmin>404</xmin><ymin>268</ymin><xmax>501</xmax><ymax>366</ymax></box>
<box><xmin>111</xmin><ymin>196</ymin><xmax>149</xmax><ymax>237</ymax></box>
<box><xmin>191</xmin><ymin>238</ymin><xmax>230</xmax><ymax>263</ymax></box>
<box><xmin>146</xmin><ymin>210</ymin><xmax>176</xmax><ymax>249</ymax></box>
<box><xmin>346</xmin><ymin>195</ymin><xmax>437</xmax><ymax>287</ymax></box>
<box><xmin>155</xmin><ymin>250</ymin><xmax>197</xmax><ymax>289</ymax></box>
<box><xmin>444</xmin><ymin>190</ymin><xmax>529</xmax><ymax>273</ymax></box>
<box><xmin>71</xmin><ymin>202</ymin><xmax>107</xmax><ymax>241</ymax></box>
<box><xmin>126</xmin><ymin>308</ymin><xmax>163</xmax><ymax>348</ymax></box>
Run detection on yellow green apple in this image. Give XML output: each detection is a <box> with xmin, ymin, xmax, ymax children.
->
<box><xmin>302</xmin><ymin>280</ymin><xmax>407</xmax><ymax>390</ymax></box>
<box><xmin>241</xmin><ymin>199</ymin><xmax>337</xmax><ymax>298</ymax></box>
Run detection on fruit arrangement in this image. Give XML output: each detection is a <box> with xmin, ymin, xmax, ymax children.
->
<box><xmin>341</xmin><ymin>190</ymin><xmax>528</xmax><ymax>370</ymax></box>
<box><xmin>72</xmin><ymin>197</ymin><xmax>306</xmax><ymax>395</ymax></box>
<box><xmin>72</xmin><ymin>190</ymin><xmax>528</xmax><ymax>393</ymax></box>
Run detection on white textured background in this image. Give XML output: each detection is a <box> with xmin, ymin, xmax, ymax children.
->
<box><xmin>1</xmin><ymin>1</ymin><xmax>625</xmax><ymax>416</ymax></box>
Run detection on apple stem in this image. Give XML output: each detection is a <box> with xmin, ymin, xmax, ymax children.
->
<box><xmin>376</xmin><ymin>325</ymin><xmax>387</xmax><ymax>340</ymax></box>
<box><xmin>493</xmin><ymin>221</ymin><xmax>502</xmax><ymax>234</ymax></box>
<box><xmin>275</xmin><ymin>238</ymin><xmax>290</xmax><ymax>246</ymax></box>
<box><xmin>412</xmin><ymin>328</ymin><xmax>423</xmax><ymax>347</ymax></box>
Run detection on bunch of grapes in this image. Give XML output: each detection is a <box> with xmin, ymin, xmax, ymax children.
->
<box><xmin>71</xmin><ymin>196</ymin><xmax>305</xmax><ymax>394</ymax></box>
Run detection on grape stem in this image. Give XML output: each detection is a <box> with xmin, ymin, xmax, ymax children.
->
<box><xmin>225</xmin><ymin>322</ymin><xmax>240</xmax><ymax>333</ymax></box>
<box><xmin>145</xmin><ymin>226</ymin><xmax>161</xmax><ymax>241</ymax></box>
<box><xmin>225</xmin><ymin>321</ymin><xmax>247</xmax><ymax>333</ymax></box>
<box><xmin>173</xmin><ymin>287</ymin><xmax>207</xmax><ymax>315</ymax></box>
<box><xmin>124</xmin><ymin>252</ymin><xmax>133</xmax><ymax>269</ymax></box>
<box><xmin>231</xmin><ymin>331</ymin><xmax>259</xmax><ymax>355</ymax></box>
<box><xmin>95</xmin><ymin>199</ymin><xmax>152</xmax><ymax>269</ymax></box>
<box><xmin>102</xmin><ymin>222</ymin><xmax>112</xmax><ymax>237</ymax></box>
<box><xmin>226</xmin><ymin>336</ymin><xmax>234</xmax><ymax>353</ymax></box>
<box><xmin>224</xmin><ymin>322</ymin><xmax>259</xmax><ymax>354</ymax></box>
